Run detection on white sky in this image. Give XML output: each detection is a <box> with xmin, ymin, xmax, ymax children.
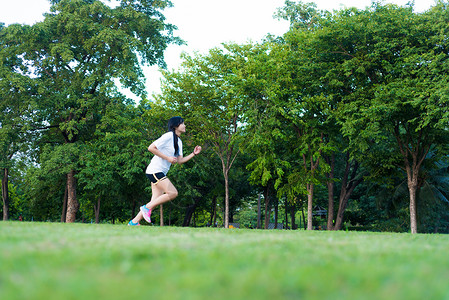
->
<box><xmin>0</xmin><ymin>0</ymin><xmax>435</xmax><ymax>100</ymax></box>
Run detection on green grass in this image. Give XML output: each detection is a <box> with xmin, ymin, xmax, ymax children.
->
<box><xmin>1</xmin><ymin>222</ymin><xmax>448</xmax><ymax>300</ymax></box>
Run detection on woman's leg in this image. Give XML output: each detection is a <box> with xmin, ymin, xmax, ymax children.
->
<box><xmin>131</xmin><ymin>181</ymin><xmax>165</xmax><ymax>223</ymax></box>
<box><xmin>131</xmin><ymin>178</ymin><xmax>178</xmax><ymax>223</ymax></box>
<box><xmin>146</xmin><ymin>178</ymin><xmax>178</xmax><ymax>210</ymax></box>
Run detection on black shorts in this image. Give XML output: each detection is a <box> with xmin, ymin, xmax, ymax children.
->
<box><xmin>146</xmin><ymin>172</ymin><xmax>167</xmax><ymax>184</ymax></box>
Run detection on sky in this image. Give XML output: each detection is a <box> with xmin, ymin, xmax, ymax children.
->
<box><xmin>0</xmin><ymin>0</ymin><xmax>435</xmax><ymax>99</ymax></box>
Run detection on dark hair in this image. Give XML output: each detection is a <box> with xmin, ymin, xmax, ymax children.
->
<box><xmin>167</xmin><ymin>116</ymin><xmax>184</xmax><ymax>156</ymax></box>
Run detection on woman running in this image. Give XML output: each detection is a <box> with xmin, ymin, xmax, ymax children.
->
<box><xmin>128</xmin><ymin>116</ymin><xmax>202</xmax><ymax>225</ymax></box>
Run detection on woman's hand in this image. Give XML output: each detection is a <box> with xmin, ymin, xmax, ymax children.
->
<box><xmin>193</xmin><ymin>146</ymin><xmax>202</xmax><ymax>155</ymax></box>
<box><xmin>149</xmin><ymin>143</ymin><xmax>178</xmax><ymax>164</ymax></box>
<box><xmin>175</xmin><ymin>146</ymin><xmax>201</xmax><ymax>165</ymax></box>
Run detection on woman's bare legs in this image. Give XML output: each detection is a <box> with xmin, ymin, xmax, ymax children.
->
<box><xmin>132</xmin><ymin>178</ymin><xmax>178</xmax><ymax>224</ymax></box>
<box><xmin>147</xmin><ymin>178</ymin><xmax>178</xmax><ymax>210</ymax></box>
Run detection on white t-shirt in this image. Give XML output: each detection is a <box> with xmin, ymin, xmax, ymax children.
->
<box><xmin>145</xmin><ymin>132</ymin><xmax>183</xmax><ymax>175</ymax></box>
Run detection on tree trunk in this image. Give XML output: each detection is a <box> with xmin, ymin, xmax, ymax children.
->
<box><xmin>131</xmin><ymin>200</ymin><xmax>137</xmax><ymax>220</ymax></box>
<box><xmin>306</xmin><ymin>183</ymin><xmax>314</xmax><ymax>230</ymax></box>
<box><xmin>212</xmin><ymin>204</ymin><xmax>217</xmax><ymax>227</ymax></box>
<box><xmin>334</xmin><ymin>191</ymin><xmax>350</xmax><ymax>230</ymax></box>
<box><xmin>409</xmin><ymin>185</ymin><xmax>418</xmax><ymax>234</ymax></box>
<box><xmin>224</xmin><ymin>173</ymin><xmax>230</xmax><ymax>228</ymax></box>
<box><xmin>274</xmin><ymin>197</ymin><xmax>279</xmax><ymax>229</ymax></box>
<box><xmin>404</xmin><ymin>154</ymin><xmax>421</xmax><ymax>234</ymax></box>
<box><xmin>219</xmin><ymin>147</ymin><xmax>239</xmax><ymax>229</ymax></box>
<box><xmin>209</xmin><ymin>196</ymin><xmax>216</xmax><ymax>226</ymax></box>
<box><xmin>94</xmin><ymin>195</ymin><xmax>101</xmax><ymax>224</ymax></box>
<box><xmin>160</xmin><ymin>204</ymin><xmax>164</xmax><ymax>226</ymax></box>
<box><xmin>61</xmin><ymin>185</ymin><xmax>68</xmax><ymax>222</ymax></box>
<box><xmin>2</xmin><ymin>168</ymin><xmax>9</xmax><ymax>221</ymax></box>
<box><xmin>406</xmin><ymin>167</ymin><xmax>420</xmax><ymax>234</ymax></box>
<box><xmin>301</xmin><ymin>207</ymin><xmax>306</xmax><ymax>230</ymax></box>
<box><xmin>65</xmin><ymin>170</ymin><xmax>79</xmax><ymax>223</ymax></box>
<box><xmin>264</xmin><ymin>185</ymin><xmax>271</xmax><ymax>229</ymax></box>
<box><xmin>290</xmin><ymin>204</ymin><xmax>296</xmax><ymax>230</ymax></box>
<box><xmin>326</xmin><ymin>154</ymin><xmax>335</xmax><ymax>230</ymax></box>
<box><xmin>333</xmin><ymin>157</ymin><xmax>363</xmax><ymax>231</ymax></box>
<box><xmin>183</xmin><ymin>201</ymin><xmax>198</xmax><ymax>227</ymax></box>
<box><xmin>327</xmin><ymin>180</ymin><xmax>334</xmax><ymax>230</ymax></box>
<box><xmin>284</xmin><ymin>200</ymin><xmax>289</xmax><ymax>229</ymax></box>
<box><xmin>334</xmin><ymin>181</ymin><xmax>363</xmax><ymax>230</ymax></box>
<box><xmin>393</xmin><ymin>126</ymin><xmax>429</xmax><ymax>234</ymax></box>
<box><xmin>183</xmin><ymin>205</ymin><xmax>194</xmax><ymax>227</ymax></box>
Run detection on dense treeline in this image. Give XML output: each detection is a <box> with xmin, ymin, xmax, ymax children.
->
<box><xmin>1</xmin><ymin>0</ymin><xmax>449</xmax><ymax>233</ymax></box>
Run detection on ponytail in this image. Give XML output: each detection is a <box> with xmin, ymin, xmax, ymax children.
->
<box><xmin>172</xmin><ymin>130</ymin><xmax>179</xmax><ymax>156</ymax></box>
<box><xmin>167</xmin><ymin>116</ymin><xmax>184</xmax><ymax>156</ymax></box>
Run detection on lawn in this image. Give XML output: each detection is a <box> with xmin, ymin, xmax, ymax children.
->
<box><xmin>0</xmin><ymin>222</ymin><xmax>448</xmax><ymax>300</ymax></box>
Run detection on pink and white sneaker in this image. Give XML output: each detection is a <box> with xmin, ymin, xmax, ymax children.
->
<box><xmin>140</xmin><ymin>205</ymin><xmax>152</xmax><ymax>223</ymax></box>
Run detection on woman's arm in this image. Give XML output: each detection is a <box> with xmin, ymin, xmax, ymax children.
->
<box><xmin>177</xmin><ymin>145</ymin><xmax>202</xmax><ymax>165</ymax></box>
<box><xmin>148</xmin><ymin>143</ymin><xmax>177</xmax><ymax>164</ymax></box>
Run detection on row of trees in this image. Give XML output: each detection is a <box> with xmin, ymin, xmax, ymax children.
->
<box><xmin>2</xmin><ymin>0</ymin><xmax>449</xmax><ymax>233</ymax></box>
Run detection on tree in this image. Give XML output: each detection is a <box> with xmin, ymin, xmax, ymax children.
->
<box><xmin>235</xmin><ymin>41</ymin><xmax>293</xmax><ymax>229</ymax></box>
<box><xmin>159</xmin><ymin>44</ymin><xmax>250</xmax><ymax>228</ymax></box>
<box><xmin>233</xmin><ymin>31</ymin><xmax>331</xmax><ymax>231</ymax></box>
<box><xmin>77</xmin><ymin>97</ymin><xmax>149</xmax><ymax>223</ymax></box>
<box><xmin>334</xmin><ymin>3</ymin><xmax>449</xmax><ymax>233</ymax></box>
<box><xmin>0</xmin><ymin>23</ymin><xmax>37</xmax><ymax>220</ymax></box>
<box><xmin>13</xmin><ymin>0</ymin><xmax>180</xmax><ymax>222</ymax></box>
<box><xmin>275</xmin><ymin>36</ymin><xmax>330</xmax><ymax>231</ymax></box>
<box><xmin>374</xmin><ymin>156</ymin><xmax>449</xmax><ymax>233</ymax></box>
<box><xmin>275</xmin><ymin>1</ymin><xmax>369</xmax><ymax>232</ymax></box>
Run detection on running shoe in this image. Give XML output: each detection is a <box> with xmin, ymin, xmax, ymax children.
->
<box><xmin>140</xmin><ymin>205</ymin><xmax>152</xmax><ymax>223</ymax></box>
<box><xmin>128</xmin><ymin>220</ymin><xmax>140</xmax><ymax>226</ymax></box>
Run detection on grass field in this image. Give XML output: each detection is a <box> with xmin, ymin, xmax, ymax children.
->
<box><xmin>1</xmin><ymin>222</ymin><xmax>448</xmax><ymax>300</ymax></box>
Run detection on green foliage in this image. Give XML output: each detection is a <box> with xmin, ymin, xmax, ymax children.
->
<box><xmin>158</xmin><ymin>44</ymin><xmax>254</xmax><ymax>227</ymax></box>
<box><xmin>0</xmin><ymin>181</ymin><xmax>26</xmax><ymax>220</ymax></box>
<box><xmin>1</xmin><ymin>1</ymin><xmax>449</xmax><ymax>231</ymax></box>
<box><xmin>0</xmin><ymin>21</ymin><xmax>39</xmax><ymax>218</ymax></box>
<box><xmin>274</xmin><ymin>0</ymin><xmax>328</xmax><ymax>31</ymax></box>
<box><xmin>233</xmin><ymin>201</ymin><xmax>258</xmax><ymax>229</ymax></box>
<box><xmin>0</xmin><ymin>0</ymin><xmax>181</xmax><ymax>221</ymax></box>
<box><xmin>372</xmin><ymin>157</ymin><xmax>449</xmax><ymax>233</ymax></box>
<box><xmin>275</xmin><ymin>1</ymin><xmax>449</xmax><ymax>232</ymax></box>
